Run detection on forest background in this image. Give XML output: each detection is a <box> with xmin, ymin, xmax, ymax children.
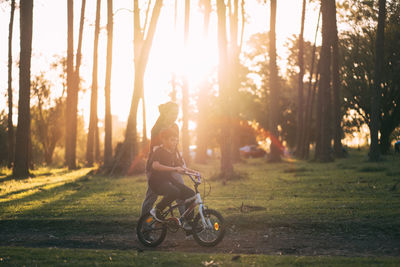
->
<box><xmin>0</xmin><ymin>0</ymin><xmax>399</xmax><ymax>178</ymax></box>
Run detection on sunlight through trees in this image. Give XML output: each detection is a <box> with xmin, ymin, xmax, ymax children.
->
<box><xmin>0</xmin><ymin>0</ymin><xmax>399</xmax><ymax>176</ymax></box>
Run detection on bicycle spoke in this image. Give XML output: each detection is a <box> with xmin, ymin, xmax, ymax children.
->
<box><xmin>196</xmin><ymin>214</ymin><xmax>220</xmax><ymax>242</ymax></box>
<box><xmin>137</xmin><ymin>214</ymin><xmax>167</xmax><ymax>246</ymax></box>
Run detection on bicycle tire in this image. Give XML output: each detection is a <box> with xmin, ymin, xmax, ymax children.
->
<box><xmin>136</xmin><ymin>212</ymin><xmax>167</xmax><ymax>247</ymax></box>
<box><xmin>192</xmin><ymin>209</ymin><xmax>225</xmax><ymax>247</ymax></box>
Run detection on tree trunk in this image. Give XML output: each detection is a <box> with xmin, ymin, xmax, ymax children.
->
<box><xmin>268</xmin><ymin>0</ymin><xmax>281</xmax><ymax>162</ymax></box>
<box><xmin>229</xmin><ymin>0</ymin><xmax>242</xmax><ymax>163</ymax></box>
<box><xmin>195</xmin><ymin>85</ymin><xmax>209</xmax><ymax>163</ymax></box>
<box><xmin>7</xmin><ymin>0</ymin><xmax>16</xmax><ymax>169</ymax></box>
<box><xmin>330</xmin><ymin>0</ymin><xmax>344</xmax><ymax>158</ymax></box>
<box><xmin>66</xmin><ymin>0</ymin><xmax>85</xmax><ymax>169</ymax></box>
<box><xmin>217</xmin><ymin>0</ymin><xmax>234</xmax><ymax>179</ymax></box>
<box><xmin>95</xmin><ymin>117</ymin><xmax>100</xmax><ymax>162</ymax></box>
<box><xmin>304</xmin><ymin>67</ymin><xmax>320</xmax><ymax>159</ymax></box>
<box><xmin>141</xmin><ymin>95</ymin><xmax>148</xmax><ymax>146</ymax></box>
<box><xmin>104</xmin><ymin>0</ymin><xmax>113</xmax><ymax>167</ymax></box>
<box><xmin>300</xmin><ymin>7</ymin><xmax>321</xmax><ymax>159</ymax></box>
<box><xmin>109</xmin><ymin>0</ymin><xmax>163</xmax><ymax>175</ymax></box>
<box><xmin>182</xmin><ymin>0</ymin><xmax>191</xmax><ymax>163</ymax></box>
<box><xmin>369</xmin><ymin>0</ymin><xmax>386</xmax><ymax>161</ymax></box>
<box><xmin>296</xmin><ymin>0</ymin><xmax>306</xmax><ymax>156</ymax></box>
<box><xmin>86</xmin><ymin>0</ymin><xmax>101</xmax><ymax>166</ymax></box>
<box><xmin>314</xmin><ymin>62</ymin><xmax>323</xmax><ymax>159</ymax></box>
<box><xmin>70</xmin><ymin>0</ymin><xmax>86</xmax><ymax>169</ymax></box>
<box><xmin>315</xmin><ymin>0</ymin><xmax>333</xmax><ymax>162</ymax></box>
<box><xmin>195</xmin><ymin>0</ymin><xmax>211</xmax><ymax>164</ymax></box>
<box><xmin>65</xmin><ymin>0</ymin><xmax>75</xmax><ymax>168</ymax></box>
<box><xmin>379</xmin><ymin>121</ymin><xmax>393</xmax><ymax>154</ymax></box>
<box><xmin>13</xmin><ymin>0</ymin><xmax>33</xmax><ymax>179</ymax></box>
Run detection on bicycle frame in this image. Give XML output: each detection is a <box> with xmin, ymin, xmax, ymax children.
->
<box><xmin>162</xmin><ymin>173</ymin><xmax>211</xmax><ymax>229</ymax></box>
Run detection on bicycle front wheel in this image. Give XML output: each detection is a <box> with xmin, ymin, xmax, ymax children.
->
<box><xmin>192</xmin><ymin>209</ymin><xmax>225</xmax><ymax>247</ymax></box>
<box><xmin>136</xmin><ymin>212</ymin><xmax>167</xmax><ymax>247</ymax></box>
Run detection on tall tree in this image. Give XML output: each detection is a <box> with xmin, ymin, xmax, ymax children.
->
<box><xmin>182</xmin><ymin>0</ymin><xmax>190</xmax><ymax>163</ymax></box>
<box><xmin>74</xmin><ymin>0</ymin><xmax>86</xmax><ymax>163</ymax></box>
<box><xmin>295</xmin><ymin>0</ymin><xmax>306</xmax><ymax>156</ymax></box>
<box><xmin>315</xmin><ymin>0</ymin><xmax>333</xmax><ymax>162</ymax></box>
<box><xmin>300</xmin><ymin>8</ymin><xmax>321</xmax><ymax>159</ymax></box>
<box><xmin>66</xmin><ymin>0</ymin><xmax>86</xmax><ymax>169</ymax></box>
<box><xmin>86</xmin><ymin>0</ymin><xmax>101</xmax><ymax>166</ymax></box>
<box><xmin>104</xmin><ymin>0</ymin><xmax>113</xmax><ymax>167</ymax></box>
<box><xmin>217</xmin><ymin>0</ymin><xmax>234</xmax><ymax>178</ymax></box>
<box><xmin>268</xmin><ymin>0</ymin><xmax>281</xmax><ymax>162</ymax></box>
<box><xmin>195</xmin><ymin>0</ymin><xmax>212</xmax><ymax>164</ymax></box>
<box><xmin>369</xmin><ymin>0</ymin><xmax>386</xmax><ymax>161</ymax></box>
<box><xmin>65</xmin><ymin>0</ymin><xmax>75</xmax><ymax>169</ymax></box>
<box><xmin>141</xmin><ymin>94</ymin><xmax>148</xmax><ymax>146</ymax></box>
<box><xmin>109</xmin><ymin>0</ymin><xmax>163</xmax><ymax>175</ymax></box>
<box><xmin>7</xmin><ymin>0</ymin><xmax>16</xmax><ymax>168</ymax></box>
<box><xmin>330</xmin><ymin>0</ymin><xmax>344</xmax><ymax>158</ymax></box>
<box><xmin>13</xmin><ymin>0</ymin><xmax>33</xmax><ymax>178</ymax></box>
<box><xmin>340</xmin><ymin>0</ymin><xmax>400</xmax><ymax>155</ymax></box>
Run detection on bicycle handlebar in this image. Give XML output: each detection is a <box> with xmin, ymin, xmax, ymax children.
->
<box><xmin>184</xmin><ymin>171</ymin><xmax>201</xmax><ymax>184</ymax></box>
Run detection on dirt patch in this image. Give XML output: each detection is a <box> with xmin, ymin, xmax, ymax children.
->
<box><xmin>151</xmin><ymin>225</ymin><xmax>400</xmax><ymax>257</ymax></box>
<box><xmin>1</xmin><ymin>220</ymin><xmax>399</xmax><ymax>257</ymax></box>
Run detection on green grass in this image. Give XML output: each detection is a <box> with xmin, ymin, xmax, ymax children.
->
<box><xmin>1</xmin><ymin>247</ymin><xmax>399</xmax><ymax>266</ymax></box>
<box><xmin>1</xmin><ymin>150</ymin><xmax>400</xmax><ymax>265</ymax></box>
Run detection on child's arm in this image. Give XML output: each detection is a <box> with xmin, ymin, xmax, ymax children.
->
<box><xmin>152</xmin><ymin>161</ymin><xmax>185</xmax><ymax>173</ymax></box>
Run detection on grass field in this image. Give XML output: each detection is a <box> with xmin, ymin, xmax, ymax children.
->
<box><xmin>1</xmin><ymin>149</ymin><xmax>399</xmax><ymax>266</ymax></box>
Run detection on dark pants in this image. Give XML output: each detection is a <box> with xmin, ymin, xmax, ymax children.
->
<box><xmin>141</xmin><ymin>172</ymin><xmax>185</xmax><ymax>216</ymax></box>
<box><xmin>149</xmin><ymin>177</ymin><xmax>195</xmax><ymax>214</ymax></box>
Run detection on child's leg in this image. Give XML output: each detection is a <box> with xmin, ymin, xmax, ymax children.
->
<box><xmin>174</xmin><ymin>183</ymin><xmax>195</xmax><ymax>220</ymax></box>
<box><xmin>171</xmin><ymin>172</ymin><xmax>186</xmax><ymax>215</ymax></box>
<box><xmin>151</xmin><ymin>181</ymin><xmax>180</xmax><ymax>211</ymax></box>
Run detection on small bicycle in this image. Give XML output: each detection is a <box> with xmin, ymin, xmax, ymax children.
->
<box><xmin>136</xmin><ymin>172</ymin><xmax>225</xmax><ymax>247</ymax></box>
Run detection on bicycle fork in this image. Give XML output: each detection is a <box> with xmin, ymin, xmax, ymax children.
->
<box><xmin>195</xmin><ymin>193</ymin><xmax>214</xmax><ymax>230</ymax></box>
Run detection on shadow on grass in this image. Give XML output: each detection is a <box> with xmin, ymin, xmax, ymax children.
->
<box><xmin>0</xmin><ymin>218</ymin><xmax>139</xmax><ymax>250</ymax></box>
<box><xmin>0</xmin><ymin>173</ymin><xmax>94</xmax><ymax>206</ymax></box>
<box><xmin>0</xmin><ymin>175</ymin><xmax>90</xmax><ymax>200</ymax></box>
<box><xmin>0</xmin><ymin>172</ymin><xmax>141</xmax><ymax>250</ymax></box>
<box><xmin>0</xmin><ymin>184</ymin><xmax>56</xmax><ymax>200</ymax></box>
<box><xmin>0</xmin><ymin>174</ymin><xmax>18</xmax><ymax>183</ymax></box>
<box><xmin>0</xmin><ymin>168</ymin><xmax>75</xmax><ymax>183</ymax></box>
<box><xmin>359</xmin><ymin>166</ymin><xmax>387</xmax><ymax>172</ymax></box>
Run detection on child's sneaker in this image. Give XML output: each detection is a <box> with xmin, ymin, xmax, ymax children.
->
<box><xmin>150</xmin><ymin>208</ymin><xmax>164</xmax><ymax>222</ymax></box>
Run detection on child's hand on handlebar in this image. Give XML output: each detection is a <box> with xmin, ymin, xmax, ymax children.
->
<box><xmin>182</xmin><ymin>167</ymin><xmax>200</xmax><ymax>176</ymax></box>
<box><xmin>173</xmin><ymin>166</ymin><xmax>186</xmax><ymax>174</ymax></box>
<box><xmin>173</xmin><ymin>166</ymin><xmax>200</xmax><ymax>176</ymax></box>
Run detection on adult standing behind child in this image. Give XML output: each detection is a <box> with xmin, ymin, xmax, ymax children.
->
<box><xmin>141</xmin><ymin>102</ymin><xmax>186</xmax><ymax>216</ymax></box>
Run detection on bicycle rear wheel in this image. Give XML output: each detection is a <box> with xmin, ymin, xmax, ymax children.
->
<box><xmin>192</xmin><ymin>209</ymin><xmax>225</xmax><ymax>247</ymax></box>
<box><xmin>136</xmin><ymin>212</ymin><xmax>167</xmax><ymax>247</ymax></box>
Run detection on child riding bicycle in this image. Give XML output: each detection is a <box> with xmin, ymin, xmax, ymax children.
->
<box><xmin>137</xmin><ymin>132</ymin><xmax>226</xmax><ymax>247</ymax></box>
<box><xmin>148</xmin><ymin>127</ymin><xmax>197</xmax><ymax>229</ymax></box>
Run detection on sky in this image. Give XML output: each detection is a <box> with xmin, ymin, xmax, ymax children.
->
<box><xmin>0</xmin><ymin>0</ymin><xmax>320</xmax><ymax>136</ymax></box>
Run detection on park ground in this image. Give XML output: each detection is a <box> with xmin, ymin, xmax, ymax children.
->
<box><xmin>0</xmin><ymin>149</ymin><xmax>400</xmax><ymax>266</ymax></box>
